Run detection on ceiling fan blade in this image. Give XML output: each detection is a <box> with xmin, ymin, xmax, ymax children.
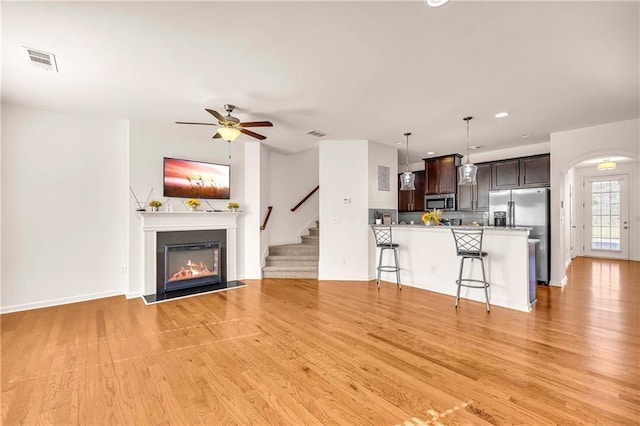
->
<box><xmin>175</xmin><ymin>121</ymin><xmax>217</xmax><ymax>126</ymax></box>
<box><xmin>205</xmin><ymin>108</ymin><xmax>226</xmax><ymax>123</ymax></box>
<box><xmin>239</xmin><ymin>121</ymin><xmax>273</xmax><ymax>128</ymax></box>
<box><xmin>212</xmin><ymin>132</ymin><xmax>222</xmax><ymax>139</ymax></box>
<box><xmin>240</xmin><ymin>128</ymin><xmax>267</xmax><ymax>140</ymax></box>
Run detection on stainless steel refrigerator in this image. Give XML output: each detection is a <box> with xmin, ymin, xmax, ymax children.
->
<box><xmin>489</xmin><ymin>188</ymin><xmax>550</xmax><ymax>283</ymax></box>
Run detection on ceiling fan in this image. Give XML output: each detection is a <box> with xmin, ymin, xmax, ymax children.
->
<box><xmin>176</xmin><ymin>104</ymin><xmax>273</xmax><ymax>142</ymax></box>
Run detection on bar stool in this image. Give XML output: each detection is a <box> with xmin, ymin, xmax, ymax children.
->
<box><xmin>451</xmin><ymin>228</ymin><xmax>490</xmax><ymax>311</ymax></box>
<box><xmin>371</xmin><ymin>225</ymin><xmax>401</xmax><ymax>289</ymax></box>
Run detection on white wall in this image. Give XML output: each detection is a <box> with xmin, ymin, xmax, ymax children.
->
<box><xmin>368</xmin><ymin>141</ymin><xmax>398</xmax><ymax>209</ymax></box>
<box><xmin>368</xmin><ymin>141</ymin><xmax>398</xmax><ymax>278</ymax></box>
<box><xmin>319</xmin><ymin>140</ymin><xmax>370</xmax><ymax>280</ymax></box>
<box><xmin>1</xmin><ymin>104</ymin><xmax>129</xmax><ymax>312</ymax></box>
<box><xmin>470</xmin><ymin>141</ymin><xmax>551</xmax><ymax>163</ymax></box>
<box><xmin>242</xmin><ymin>141</ymin><xmax>263</xmax><ymax>279</ymax></box>
<box><xmin>268</xmin><ymin>148</ymin><xmax>319</xmax><ymax>245</ymax></box>
<box><xmin>550</xmin><ymin>118</ymin><xmax>640</xmax><ymax>285</ymax></box>
<box><xmin>318</xmin><ymin>140</ymin><xmax>397</xmax><ymax>281</ymax></box>
<box><xmin>128</xmin><ymin>122</ymin><xmax>245</xmax><ymax>295</ymax></box>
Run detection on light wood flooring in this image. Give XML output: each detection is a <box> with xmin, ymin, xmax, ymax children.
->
<box><xmin>2</xmin><ymin>257</ymin><xmax>639</xmax><ymax>425</ymax></box>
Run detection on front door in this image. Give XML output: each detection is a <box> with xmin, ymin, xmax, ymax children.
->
<box><xmin>583</xmin><ymin>175</ymin><xmax>630</xmax><ymax>259</ymax></box>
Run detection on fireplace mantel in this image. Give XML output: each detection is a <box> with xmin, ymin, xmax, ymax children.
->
<box><xmin>138</xmin><ymin>211</ymin><xmax>241</xmax><ymax>295</ymax></box>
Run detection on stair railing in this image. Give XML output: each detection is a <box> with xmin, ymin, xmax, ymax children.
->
<box><xmin>260</xmin><ymin>206</ymin><xmax>273</xmax><ymax>231</ymax></box>
<box><xmin>291</xmin><ymin>185</ymin><xmax>319</xmax><ymax>212</ymax></box>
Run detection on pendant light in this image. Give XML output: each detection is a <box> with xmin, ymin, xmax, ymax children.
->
<box><xmin>399</xmin><ymin>132</ymin><xmax>416</xmax><ymax>191</ymax></box>
<box><xmin>458</xmin><ymin>116</ymin><xmax>478</xmax><ymax>186</ymax></box>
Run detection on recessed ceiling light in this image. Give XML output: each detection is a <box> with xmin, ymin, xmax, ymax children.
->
<box><xmin>426</xmin><ymin>151</ymin><xmax>435</xmax><ymax>155</ymax></box>
<box><xmin>394</xmin><ymin>140</ymin><xmax>404</xmax><ymax>145</ymax></box>
<box><xmin>469</xmin><ymin>145</ymin><xmax>482</xmax><ymax>150</ymax></box>
<box><xmin>495</xmin><ymin>112</ymin><xmax>510</xmax><ymax>118</ymax></box>
<box><xmin>521</xmin><ymin>134</ymin><xmax>530</xmax><ymax>138</ymax></box>
<box><xmin>425</xmin><ymin>0</ymin><xmax>450</xmax><ymax>7</ymax></box>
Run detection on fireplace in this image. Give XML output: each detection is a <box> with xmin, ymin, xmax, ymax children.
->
<box><xmin>156</xmin><ymin>229</ymin><xmax>227</xmax><ymax>295</ymax></box>
<box><xmin>164</xmin><ymin>242</ymin><xmax>221</xmax><ymax>291</ymax></box>
<box><xmin>139</xmin><ymin>211</ymin><xmax>243</xmax><ymax>303</ymax></box>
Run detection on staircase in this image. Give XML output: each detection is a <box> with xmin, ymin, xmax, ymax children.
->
<box><xmin>262</xmin><ymin>221</ymin><xmax>319</xmax><ymax>279</ymax></box>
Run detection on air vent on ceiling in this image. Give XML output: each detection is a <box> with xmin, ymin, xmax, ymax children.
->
<box><xmin>305</xmin><ymin>130</ymin><xmax>326</xmax><ymax>138</ymax></box>
<box><xmin>23</xmin><ymin>47</ymin><xmax>58</xmax><ymax>72</ymax></box>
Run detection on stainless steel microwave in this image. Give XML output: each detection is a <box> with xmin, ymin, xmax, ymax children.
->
<box><xmin>424</xmin><ymin>193</ymin><xmax>456</xmax><ymax>211</ymax></box>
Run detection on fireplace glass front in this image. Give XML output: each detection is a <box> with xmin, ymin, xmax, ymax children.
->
<box><xmin>164</xmin><ymin>242</ymin><xmax>221</xmax><ymax>292</ymax></box>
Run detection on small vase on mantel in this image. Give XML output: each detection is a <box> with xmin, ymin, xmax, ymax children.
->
<box><xmin>189</xmin><ymin>206</ymin><xmax>197</xmax><ymax>212</ymax></box>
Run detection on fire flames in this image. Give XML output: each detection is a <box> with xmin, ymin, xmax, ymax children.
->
<box><xmin>168</xmin><ymin>259</ymin><xmax>215</xmax><ymax>282</ymax></box>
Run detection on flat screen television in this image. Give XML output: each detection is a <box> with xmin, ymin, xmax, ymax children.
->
<box><xmin>163</xmin><ymin>157</ymin><xmax>230</xmax><ymax>199</ymax></box>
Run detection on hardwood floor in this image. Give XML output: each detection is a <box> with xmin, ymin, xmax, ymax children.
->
<box><xmin>2</xmin><ymin>257</ymin><xmax>639</xmax><ymax>425</ymax></box>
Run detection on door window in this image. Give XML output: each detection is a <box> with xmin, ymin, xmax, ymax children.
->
<box><xmin>583</xmin><ymin>174</ymin><xmax>629</xmax><ymax>260</ymax></box>
<box><xmin>590</xmin><ymin>180</ymin><xmax>621</xmax><ymax>251</ymax></box>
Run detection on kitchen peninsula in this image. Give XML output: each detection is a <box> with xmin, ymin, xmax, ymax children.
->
<box><xmin>371</xmin><ymin>225</ymin><xmax>535</xmax><ymax>312</ymax></box>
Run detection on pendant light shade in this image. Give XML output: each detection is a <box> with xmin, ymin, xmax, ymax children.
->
<box><xmin>399</xmin><ymin>132</ymin><xmax>416</xmax><ymax>191</ymax></box>
<box><xmin>217</xmin><ymin>126</ymin><xmax>241</xmax><ymax>142</ymax></box>
<box><xmin>458</xmin><ymin>116</ymin><xmax>478</xmax><ymax>186</ymax></box>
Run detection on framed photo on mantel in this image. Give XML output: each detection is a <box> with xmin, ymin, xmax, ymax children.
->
<box><xmin>382</xmin><ymin>212</ymin><xmax>392</xmax><ymax>225</ymax></box>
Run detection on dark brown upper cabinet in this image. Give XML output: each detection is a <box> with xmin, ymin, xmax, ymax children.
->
<box><xmin>457</xmin><ymin>163</ymin><xmax>491</xmax><ymax>211</ymax></box>
<box><xmin>520</xmin><ymin>155</ymin><xmax>551</xmax><ymax>187</ymax></box>
<box><xmin>491</xmin><ymin>154</ymin><xmax>550</xmax><ymax>190</ymax></box>
<box><xmin>398</xmin><ymin>170</ymin><xmax>425</xmax><ymax>212</ymax></box>
<box><xmin>424</xmin><ymin>154</ymin><xmax>463</xmax><ymax>195</ymax></box>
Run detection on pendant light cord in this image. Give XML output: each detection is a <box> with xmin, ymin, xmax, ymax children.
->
<box><xmin>463</xmin><ymin>116</ymin><xmax>473</xmax><ymax>165</ymax></box>
<box><xmin>404</xmin><ymin>132</ymin><xmax>411</xmax><ymax>172</ymax></box>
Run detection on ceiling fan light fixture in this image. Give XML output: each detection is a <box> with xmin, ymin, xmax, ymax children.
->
<box><xmin>218</xmin><ymin>126</ymin><xmax>241</xmax><ymax>142</ymax></box>
<box><xmin>458</xmin><ymin>116</ymin><xmax>478</xmax><ymax>186</ymax></box>
<box><xmin>400</xmin><ymin>132</ymin><xmax>416</xmax><ymax>191</ymax></box>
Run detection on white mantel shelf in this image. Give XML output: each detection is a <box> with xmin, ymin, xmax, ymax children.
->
<box><xmin>139</xmin><ymin>211</ymin><xmax>242</xmax><ymax>231</ymax></box>
<box><xmin>138</xmin><ymin>211</ymin><xmax>242</xmax><ymax>295</ymax></box>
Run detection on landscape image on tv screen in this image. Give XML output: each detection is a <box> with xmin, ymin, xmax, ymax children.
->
<box><xmin>163</xmin><ymin>157</ymin><xmax>230</xmax><ymax>199</ymax></box>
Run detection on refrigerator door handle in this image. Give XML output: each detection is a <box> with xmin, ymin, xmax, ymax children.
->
<box><xmin>508</xmin><ymin>201</ymin><xmax>515</xmax><ymax>227</ymax></box>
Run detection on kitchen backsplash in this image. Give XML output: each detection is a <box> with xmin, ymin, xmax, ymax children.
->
<box><xmin>368</xmin><ymin>209</ymin><xmax>398</xmax><ymax>224</ymax></box>
<box><xmin>398</xmin><ymin>210</ymin><xmax>488</xmax><ymax>226</ymax></box>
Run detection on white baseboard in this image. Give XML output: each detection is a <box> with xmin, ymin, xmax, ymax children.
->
<box><xmin>126</xmin><ymin>292</ymin><xmax>143</xmax><ymax>299</ymax></box>
<box><xmin>549</xmin><ymin>275</ymin><xmax>567</xmax><ymax>287</ymax></box>
<box><xmin>0</xmin><ymin>289</ymin><xmax>125</xmax><ymax>314</ymax></box>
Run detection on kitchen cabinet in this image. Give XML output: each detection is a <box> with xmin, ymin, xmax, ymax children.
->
<box><xmin>491</xmin><ymin>154</ymin><xmax>550</xmax><ymax>190</ymax></box>
<box><xmin>424</xmin><ymin>154</ymin><xmax>462</xmax><ymax>195</ymax></box>
<box><xmin>398</xmin><ymin>170</ymin><xmax>425</xmax><ymax>212</ymax></box>
<box><xmin>491</xmin><ymin>159</ymin><xmax>520</xmax><ymax>189</ymax></box>
<box><xmin>520</xmin><ymin>155</ymin><xmax>550</xmax><ymax>187</ymax></box>
<box><xmin>457</xmin><ymin>163</ymin><xmax>491</xmax><ymax>211</ymax></box>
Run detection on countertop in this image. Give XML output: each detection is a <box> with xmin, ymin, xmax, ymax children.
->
<box><xmin>378</xmin><ymin>224</ymin><xmax>532</xmax><ymax>232</ymax></box>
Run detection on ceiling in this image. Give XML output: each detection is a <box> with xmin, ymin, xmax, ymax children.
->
<box><xmin>2</xmin><ymin>1</ymin><xmax>638</xmax><ymax>163</ymax></box>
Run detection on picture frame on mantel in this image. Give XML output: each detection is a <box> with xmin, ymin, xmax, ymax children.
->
<box><xmin>382</xmin><ymin>212</ymin><xmax>392</xmax><ymax>225</ymax></box>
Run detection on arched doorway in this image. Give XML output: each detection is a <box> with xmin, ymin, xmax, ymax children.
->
<box><xmin>570</xmin><ymin>156</ymin><xmax>634</xmax><ymax>261</ymax></box>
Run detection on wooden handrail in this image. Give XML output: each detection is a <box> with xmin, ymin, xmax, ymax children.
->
<box><xmin>291</xmin><ymin>185</ymin><xmax>319</xmax><ymax>212</ymax></box>
<box><xmin>260</xmin><ymin>206</ymin><xmax>273</xmax><ymax>231</ymax></box>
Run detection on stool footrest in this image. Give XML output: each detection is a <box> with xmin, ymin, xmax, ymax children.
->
<box><xmin>456</xmin><ymin>278</ymin><xmax>489</xmax><ymax>289</ymax></box>
<box><xmin>378</xmin><ymin>266</ymin><xmax>400</xmax><ymax>272</ymax></box>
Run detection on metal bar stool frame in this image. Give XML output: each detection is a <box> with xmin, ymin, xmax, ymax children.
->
<box><xmin>451</xmin><ymin>228</ymin><xmax>490</xmax><ymax>311</ymax></box>
<box><xmin>371</xmin><ymin>225</ymin><xmax>401</xmax><ymax>290</ymax></box>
